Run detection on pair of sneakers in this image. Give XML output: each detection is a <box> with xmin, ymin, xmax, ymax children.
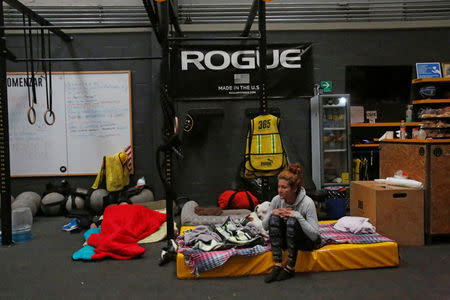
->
<box><xmin>264</xmin><ymin>265</ymin><xmax>295</xmax><ymax>283</ymax></box>
<box><xmin>62</xmin><ymin>218</ymin><xmax>80</xmax><ymax>232</ymax></box>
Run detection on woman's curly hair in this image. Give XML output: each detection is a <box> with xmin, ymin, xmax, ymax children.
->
<box><xmin>277</xmin><ymin>163</ymin><xmax>303</xmax><ymax>190</ymax></box>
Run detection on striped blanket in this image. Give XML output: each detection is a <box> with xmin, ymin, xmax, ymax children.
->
<box><xmin>178</xmin><ymin>222</ymin><xmax>393</xmax><ymax>275</ymax></box>
<box><xmin>179</xmin><ymin>243</ymin><xmax>271</xmax><ymax>276</ymax></box>
<box><xmin>319</xmin><ymin>222</ymin><xmax>393</xmax><ymax>245</ymax></box>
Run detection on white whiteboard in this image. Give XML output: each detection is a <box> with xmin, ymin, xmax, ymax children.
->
<box><xmin>7</xmin><ymin>71</ymin><xmax>133</xmax><ymax>177</ymax></box>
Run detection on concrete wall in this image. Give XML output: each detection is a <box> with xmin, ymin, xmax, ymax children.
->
<box><xmin>6</xmin><ymin>27</ymin><xmax>450</xmax><ymax>205</ymax></box>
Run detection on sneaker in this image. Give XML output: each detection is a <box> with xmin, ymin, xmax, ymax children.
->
<box><xmin>276</xmin><ymin>267</ymin><xmax>295</xmax><ymax>281</ymax></box>
<box><xmin>265</xmin><ymin>266</ymin><xmax>282</xmax><ymax>283</ymax></box>
<box><xmin>62</xmin><ymin>218</ymin><xmax>80</xmax><ymax>232</ymax></box>
<box><xmin>159</xmin><ymin>239</ymin><xmax>178</xmax><ymax>266</ymax></box>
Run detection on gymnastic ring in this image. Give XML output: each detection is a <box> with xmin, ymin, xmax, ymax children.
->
<box><xmin>174</xmin><ymin>116</ymin><xmax>179</xmax><ymax>135</ymax></box>
<box><xmin>27</xmin><ymin>106</ymin><xmax>36</xmax><ymax>125</ymax></box>
<box><xmin>44</xmin><ymin>109</ymin><xmax>55</xmax><ymax>125</ymax></box>
<box><xmin>183</xmin><ymin>114</ymin><xmax>194</xmax><ymax>133</ymax></box>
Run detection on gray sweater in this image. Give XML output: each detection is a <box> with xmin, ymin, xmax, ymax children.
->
<box><xmin>262</xmin><ymin>187</ymin><xmax>320</xmax><ymax>242</ymax></box>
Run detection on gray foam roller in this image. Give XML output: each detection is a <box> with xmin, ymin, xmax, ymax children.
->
<box><xmin>129</xmin><ymin>189</ymin><xmax>154</xmax><ymax>204</ymax></box>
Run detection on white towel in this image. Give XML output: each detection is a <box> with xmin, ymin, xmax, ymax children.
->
<box><xmin>385</xmin><ymin>177</ymin><xmax>423</xmax><ymax>189</ymax></box>
<box><xmin>334</xmin><ymin>216</ymin><xmax>376</xmax><ymax>234</ymax></box>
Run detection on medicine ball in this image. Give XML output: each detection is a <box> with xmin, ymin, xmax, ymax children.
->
<box><xmin>90</xmin><ymin>189</ymin><xmax>109</xmax><ymax>213</ymax></box>
<box><xmin>41</xmin><ymin>192</ymin><xmax>65</xmax><ymax>216</ymax></box>
<box><xmin>65</xmin><ymin>195</ymin><xmax>85</xmax><ymax>213</ymax></box>
<box><xmin>12</xmin><ymin>191</ymin><xmax>41</xmax><ymax>216</ymax></box>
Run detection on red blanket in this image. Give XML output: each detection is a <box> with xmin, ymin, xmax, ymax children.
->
<box><xmin>87</xmin><ymin>204</ymin><xmax>166</xmax><ymax>260</ymax></box>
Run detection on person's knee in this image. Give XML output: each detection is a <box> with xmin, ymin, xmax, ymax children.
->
<box><xmin>269</xmin><ymin>214</ymin><xmax>283</xmax><ymax>227</ymax></box>
<box><xmin>286</xmin><ymin>217</ymin><xmax>299</xmax><ymax>227</ymax></box>
<box><xmin>286</xmin><ymin>217</ymin><xmax>300</xmax><ymax>237</ymax></box>
<box><xmin>269</xmin><ymin>215</ymin><xmax>284</xmax><ymax>239</ymax></box>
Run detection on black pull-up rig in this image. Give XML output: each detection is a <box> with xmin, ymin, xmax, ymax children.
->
<box><xmin>0</xmin><ymin>0</ymin><xmax>160</xmax><ymax>246</ymax></box>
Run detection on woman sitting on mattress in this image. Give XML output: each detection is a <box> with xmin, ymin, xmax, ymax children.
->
<box><xmin>262</xmin><ymin>162</ymin><xmax>321</xmax><ymax>283</ymax></box>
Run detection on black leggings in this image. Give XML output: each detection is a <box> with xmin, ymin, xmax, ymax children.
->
<box><xmin>269</xmin><ymin>214</ymin><xmax>319</xmax><ymax>268</ymax></box>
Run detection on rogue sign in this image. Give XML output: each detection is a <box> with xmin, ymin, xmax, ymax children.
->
<box><xmin>181</xmin><ymin>49</ymin><xmax>302</xmax><ymax>71</ymax></box>
<box><xmin>170</xmin><ymin>43</ymin><xmax>313</xmax><ymax>100</ymax></box>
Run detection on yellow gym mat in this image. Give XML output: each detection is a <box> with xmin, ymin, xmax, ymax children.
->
<box><xmin>177</xmin><ymin>222</ymin><xmax>399</xmax><ymax>279</ymax></box>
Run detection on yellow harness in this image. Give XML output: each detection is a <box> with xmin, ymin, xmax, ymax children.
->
<box><xmin>244</xmin><ymin>114</ymin><xmax>287</xmax><ymax>178</ymax></box>
<box><xmin>352</xmin><ymin>158</ymin><xmax>361</xmax><ymax>181</ymax></box>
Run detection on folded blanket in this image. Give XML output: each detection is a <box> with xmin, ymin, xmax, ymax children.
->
<box><xmin>320</xmin><ymin>222</ymin><xmax>393</xmax><ymax>246</ymax></box>
<box><xmin>73</xmin><ymin>204</ymin><xmax>166</xmax><ymax>260</ymax></box>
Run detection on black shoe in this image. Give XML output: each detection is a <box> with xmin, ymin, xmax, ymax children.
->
<box><xmin>276</xmin><ymin>267</ymin><xmax>295</xmax><ymax>281</ymax></box>
<box><xmin>159</xmin><ymin>247</ymin><xmax>175</xmax><ymax>266</ymax></box>
<box><xmin>265</xmin><ymin>266</ymin><xmax>282</xmax><ymax>283</ymax></box>
<box><xmin>159</xmin><ymin>239</ymin><xmax>178</xmax><ymax>266</ymax></box>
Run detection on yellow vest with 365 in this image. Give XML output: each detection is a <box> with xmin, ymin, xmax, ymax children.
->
<box><xmin>244</xmin><ymin>114</ymin><xmax>287</xmax><ymax>178</ymax></box>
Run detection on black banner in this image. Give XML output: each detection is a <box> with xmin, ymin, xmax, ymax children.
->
<box><xmin>169</xmin><ymin>43</ymin><xmax>313</xmax><ymax>100</ymax></box>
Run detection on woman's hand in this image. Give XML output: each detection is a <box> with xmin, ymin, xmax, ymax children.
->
<box><xmin>272</xmin><ymin>208</ymin><xmax>284</xmax><ymax>216</ymax></box>
<box><xmin>272</xmin><ymin>208</ymin><xmax>295</xmax><ymax>218</ymax></box>
<box><xmin>280</xmin><ymin>208</ymin><xmax>295</xmax><ymax>218</ymax></box>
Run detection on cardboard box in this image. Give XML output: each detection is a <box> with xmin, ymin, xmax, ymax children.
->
<box><xmin>350</xmin><ymin>181</ymin><xmax>424</xmax><ymax>246</ymax></box>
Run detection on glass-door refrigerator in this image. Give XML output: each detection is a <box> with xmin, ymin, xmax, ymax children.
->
<box><xmin>311</xmin><ymin>94</ymin><xmax>351</xmax><ymax>188</ymax></box>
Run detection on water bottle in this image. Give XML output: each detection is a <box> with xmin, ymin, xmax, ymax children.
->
<box><xmin>329</xmin><ymin>132</ymin><xmax>336</xmax><ymax>148</ymax></box>
<box><xmin>406</xmin><ymin>105</ymin><xmax>413</xmax><ymax>122</ymax></box>
<box><xmin>412</xmin><ymin>128</ymin><xmax>419</xmax><ymax>139</ymax></box>
<box><xmin>399</xmin><ymin>120</ymin><xmax>407</xmax><ymax>139</ymax></box>
<box><xmin>418</xmin><ymin>124</ymin><xmax>427</xmax><ymax>139</ymax></box>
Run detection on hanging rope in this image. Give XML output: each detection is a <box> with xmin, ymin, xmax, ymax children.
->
<box><xmin>23</xmin><ymin>15</ymin><xmax>35</xmax><ymax>124</ymax></box>
<box><xmin>27</xmin><ymin>17</ymin><xmax>39</xmax><ymax>125</ymax></box>
<box><xmin>27</xmin><ymin>17</ymin><xmax>37</xmax><ymax>105</ymax></box>
<box><xmin>43</xmin><ymin>29</ymin><xmax>55</xmax><ymax>125</ymax></box>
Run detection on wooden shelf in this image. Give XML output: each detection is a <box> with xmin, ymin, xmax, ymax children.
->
<box><xmin>352</xmin><ymin>144</ymin><xmax>379</xmax><ymax>148</ymax></box>
<box><xmin>419</xmin><ymin>116</ymin><xmax>450</xmax><ymax>120</ymax></box>
<box><xmin>422</xmin><ymin>127</ymin><xmax>450</xmax><ymax>130</ymax></box>
<box><xmin>351</xmin><ymin>122</ymin><xmax>421</xmax><ymax>127</ymax></box>
<box><xmin>412</xmin><ymin>78</ymin><xmax>450</xmax><ymax>84</ymax></box>
<box><xmin>412</xmin><ymin>99</ymin><xmax>450</xmax><ymax>104</ymax></box>
<box><xmin>379</xmin><ymin>138</ymin><xmax>450</xmax><ymax>143</ymax></box>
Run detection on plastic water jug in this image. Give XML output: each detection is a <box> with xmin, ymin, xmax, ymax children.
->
<box><xmin>11</xmin><ymin>207</ymin><xmax>33</xmax><ymax>243</ymax></box>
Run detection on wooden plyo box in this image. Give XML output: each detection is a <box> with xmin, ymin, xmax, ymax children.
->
<box><xmin>379</xmin><ymin>140</ymin><xmax>450</xmax><ymax>239</ymax></box>
<box><xmin>350</xmin><ymin>181</ymin><xmax>424</xmax><ymax>246</ymax></box>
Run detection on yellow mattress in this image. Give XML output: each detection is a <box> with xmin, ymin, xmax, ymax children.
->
<box><xmin>177</xmin><ymin>222</ymin><xmax>399</xmax><ymax>279</ymax></box>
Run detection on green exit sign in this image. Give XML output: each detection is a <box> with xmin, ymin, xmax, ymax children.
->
<box><xmin>321</xmin><ymin>81</ymin><xmax>332</xmax><ymax>93</ymax></box>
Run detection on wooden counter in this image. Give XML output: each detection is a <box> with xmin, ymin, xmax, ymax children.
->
<box><xmin>379</xmin><ymin>140</ymin><xmax>450</xmax><ymax>242</ymax></box>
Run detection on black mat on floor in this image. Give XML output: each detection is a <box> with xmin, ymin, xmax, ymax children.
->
<box><xmin>1</xmin><ymin>216</ymin><xmax>449</xmax><ymax>299</ymax></box>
